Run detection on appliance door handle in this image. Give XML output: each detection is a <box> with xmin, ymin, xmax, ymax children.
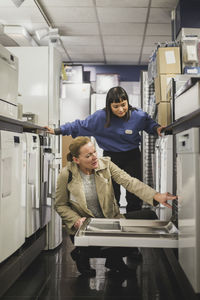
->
<box><xmin>47</xmin><ymin>161</ymin><xmax>53</xmax><ymax>198</ymax></box>
<box><xmin>28</xmin><ymin>183</ymin><xmax>36</xmax><ymax>208</ymax></box>
<box><xmin>0</xmin><ymin>54</ymin><xmax>17</xmax><ymax>71</ymax></box>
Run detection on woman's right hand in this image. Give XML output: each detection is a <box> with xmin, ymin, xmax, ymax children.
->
<box><xmin>74</xmin><ymin>217</ymin><xmax>86</xmax><ymax>230</ymax></box>
<box><xmin>43</xmin><ymin>126</ymin><xmax>55</xmax><ymax>134</ymax></box>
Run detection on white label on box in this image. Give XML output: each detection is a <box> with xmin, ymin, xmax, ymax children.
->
<box><xmin>165</xmin><ymin>51</ymin><xmax>176</xmax><ymax>65</ymax></box>
<box><xmin>186</xmin><ymin>45</ymin><xmax>197</xmax><ymax>61</ymax></box>
<box><xmin>186</xmin><ymin>68</ymin><xmax>198</xmax><ymax>74</ymax></box>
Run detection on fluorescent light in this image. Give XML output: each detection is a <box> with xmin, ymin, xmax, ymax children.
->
<box><xmin>4</xmin><ymin>26</ymin><xmax>38</xmax><ymax>46</ymax></box>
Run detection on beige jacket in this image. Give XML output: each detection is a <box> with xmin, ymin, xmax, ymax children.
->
<box><xmin>55</xmin><ymin>157</ymin><xmax>157</xmax><ymax>234</ymax></box>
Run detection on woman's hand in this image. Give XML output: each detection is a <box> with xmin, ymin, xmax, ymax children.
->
<box><xmin>43</xmin><ymin>126</ymin><xmax>55</xmax><ymax>134</ymax></box>
<box><xmin>74</xmin><ymin>217</ymin><xmax>86</xmax><ymax>230</ymax></box>
<box><xmin>153</xmin><ymin>192</ymin><xmax>177</xmax><ymax>208</ymax></box>
<box><xmin>157</xmin><ymin>126</ymin><xmax>165</xmax><ymax>137</ymax></box>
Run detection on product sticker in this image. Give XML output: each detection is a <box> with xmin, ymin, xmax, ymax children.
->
<box><xmin>165</xmin><ymin>51</ymin><xmax>176</xmax><ymax>65</ymax></box>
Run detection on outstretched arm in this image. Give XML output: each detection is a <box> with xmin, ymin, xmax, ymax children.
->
<box><xmin>44</xmin><ymin>126</ymin><xmax>55</xmax><ymax>134</ymax></box>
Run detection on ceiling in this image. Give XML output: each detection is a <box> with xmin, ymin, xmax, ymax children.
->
<box><xmin>0</xmin><ymin>0</ymin><xmax>178</xmax><ymax>65</ymax></box>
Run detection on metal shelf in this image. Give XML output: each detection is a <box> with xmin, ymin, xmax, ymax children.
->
<box><xmin>0</xmin><ymin>114</ymin><xmax>46</xmax><ymax>133</ymax></box>
<box><xmin>163</xmin><ymin>108</ymin><xmax>200</xmax><ymax>135</ymax></box>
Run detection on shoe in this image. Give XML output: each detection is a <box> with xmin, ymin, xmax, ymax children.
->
<box><xmin>71</xmin><ymin>248</ymin><xmax>96</xmax><ymax>277</ymax></box>
<box><xmin>105</xmin><ymin>258</ymin><xmax>135</xmax><ymax>277</ymax></box>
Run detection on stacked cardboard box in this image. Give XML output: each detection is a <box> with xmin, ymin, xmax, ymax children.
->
<box><xmin>155</xmin><ymin>47</ymin><xmax>181</xmax><ymax>126</ymax></box>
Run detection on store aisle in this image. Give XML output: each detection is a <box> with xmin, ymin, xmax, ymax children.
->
<box><xmin>1</xmin><ymin>227</ymin><xmax>198</xmax><ymax>300</ymax></box>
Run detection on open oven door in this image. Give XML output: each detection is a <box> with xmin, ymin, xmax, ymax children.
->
<box><xmin>75</xmin><ymin>218</ymin><xmax>178</xmax><ymax>249</ymax></box>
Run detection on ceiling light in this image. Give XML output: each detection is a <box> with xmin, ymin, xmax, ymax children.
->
<box><xmin>11</xmin><ymin>0</ymin><xmax>25</xmax><ymax>7</ymax></box>
<box><xmin>4</xmin><ymin>26</ymin><xmax>38</xmax><ymax>46</ymax></box>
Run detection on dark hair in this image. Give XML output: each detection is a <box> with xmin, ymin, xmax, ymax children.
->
<box><xmin>67</xmin><ymin>136</ymin><xmax>91</xmax><ymax>161</ymax></box>
<box><xmin>104</xmin><ymin>86</ymin><xmax>133</xmax><ymax>128</ymax></box>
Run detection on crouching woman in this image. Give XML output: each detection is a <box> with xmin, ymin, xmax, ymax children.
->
<box><xmin>55</xmin><ymin>137</ymin><xmax>177</xmax><ymax>277</ymax></box>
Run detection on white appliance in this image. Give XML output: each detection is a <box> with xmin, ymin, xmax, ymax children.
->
<box><xmin>0</xmin><ymin>130</ymin><xmax>26</xmax><ymax>263</ymax></box>
<box><xmin>0</xmin><ymin>44</ymin><xmax>18</xmax><ymax>119</ymax></box>
<box><xmin>24</xmin><ymin>133</ymin><xmax>40</xmax><ymax>238</ymax></box>
<box><xmin>175</xmin><ymin>80</ymin><xmax>200</xmax><ymax>120</ymax></box>
<box><xmin>159</xmin><ymin>135</ymin><xmax>173</xmax><ymax>221</ymax></box>
<box><xmin>45</xmin><ymin>135</ymin><xmax>63</xmax><ymax>250</ymax></box>
<box><xmin>60</xmin><ymin>83</ymin><xmax>91</xmax><ymax>123</ymax></box>
<box><xmin>40</xmin><ymin>134</ymin><xmax>54</xmax><ymax>229</ymax></box>
<box><xmin>176</xmin><ymin>128</ymin><xmax>200</xmax><ymax>293</ymax></box>
<box><xmin>8</xmin><ymin>44</ymin><xmax>62</xmax><ymax>127</ymax></box>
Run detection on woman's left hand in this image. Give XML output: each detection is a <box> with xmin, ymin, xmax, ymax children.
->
<box><xmin>153</xmin><ymin>192</ymin><xmax>178</xmax><ymax>208</ymax></box>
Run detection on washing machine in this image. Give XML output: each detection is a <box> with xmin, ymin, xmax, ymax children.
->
<box><xmin>24</xmin><ymin>132</ymin><xmax>40</xmax><ymax>238</ymax></box>
<box><xmin>0</xmin><ymin>130</ymin><xmax>26</xmax><ymax>263</ymax></box>
<box><xmin>176</xmin><ymin>128</ymin><xmax>200</xmax><ymax>293</ymax></box>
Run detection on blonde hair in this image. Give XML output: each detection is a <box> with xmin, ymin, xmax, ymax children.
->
<box><xmin>67</xmin><ymin>137</ymin><xmax>91</xmax><ymax>161</ymax></box>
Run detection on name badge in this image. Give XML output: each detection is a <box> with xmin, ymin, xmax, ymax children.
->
<box><xmin>125</xmin><ymin>129</ymin><xmax>133</xmax><ymax>134</ymax></box>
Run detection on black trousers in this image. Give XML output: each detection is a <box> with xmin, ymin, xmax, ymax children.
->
<box><xmin>70</xmin><ymin>210</ymin><xmax>157</xmax><ymax>262</ymax></box>
<box><xmin>103</xmin><ymin>148</ymin><xmax>142</xmax><ymax>212</ymax></box>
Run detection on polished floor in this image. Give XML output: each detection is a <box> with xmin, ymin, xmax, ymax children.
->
<box><xmin>1</xmin><ymin>227</ymin><xmax>199</xmax><ymax>300</ymax></box>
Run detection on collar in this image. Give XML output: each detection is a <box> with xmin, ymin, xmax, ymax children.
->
<box><xmin>66</xmin><ymin>157</ymin><xmax>110</xmax><ymax>174</ymax></box>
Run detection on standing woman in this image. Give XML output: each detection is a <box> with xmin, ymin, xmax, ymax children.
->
<box><xmin>45</xmin><ymin>86</ymin><xmax>163</xmax><ymax>213</ymax></box>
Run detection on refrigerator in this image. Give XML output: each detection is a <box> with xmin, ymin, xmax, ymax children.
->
<box><xmin>60</xmin><ymin>83</ymin><xmax>91</xmax><ymax>123</ymax></box>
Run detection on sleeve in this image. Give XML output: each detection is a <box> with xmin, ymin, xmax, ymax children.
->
<box><xmin>59</xmin><ymin>111</ymin><xmax>101</xmax><ymax>137</ymax></box>
<box><xmin>54</xmin><ymin>168</ymin><xmax>81</xmax><ymax>230</ymax></box>
<box><xmin>143</xmin><ymin>112</ymin><xmax>161</xmax><ymax>135</ymax></box>
<box><xmin>108</xmin><ymin>160</ymin><xmax>157</xmax><ymax>206</ymax></box>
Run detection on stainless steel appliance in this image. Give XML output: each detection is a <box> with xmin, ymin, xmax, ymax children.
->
<box><xmin>24</xmin><ymin>132</ymin><xmax>40</xmax><ymax>238</ymax></box>
<box><xmin>0</xmin><ymin>130</ymin><xmax>25</xmax><ymax>263</ymax></box>
<box><xmin>40</xmin><ymin>134</ymin><xmax>54</xmax><ymax>228</ymax></box>
<box><xmin>176</xmin><ymin>128</ymin><xmax>200</xmax><ymax>293</ymax></box>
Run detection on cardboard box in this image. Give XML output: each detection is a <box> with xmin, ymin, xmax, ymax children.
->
<box><xmin>156</xmin><ymin>47</ymin><xmax>181</xmax><ymax>75</ymax></box>
<box><xmin>157</xmin><ymin>102</ymin><xmax>171</xmax><ymax>127</ymax></box>
<box><xmin>155</xmin><ymin>74</ymin><xmax>176</xmax><ymax>103</ymax></box>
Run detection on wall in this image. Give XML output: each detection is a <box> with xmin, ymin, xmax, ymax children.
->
<box><xmin>84</xmin><ymin>65</ymin><xmax>148</xmax><ymax>82</ymax></box>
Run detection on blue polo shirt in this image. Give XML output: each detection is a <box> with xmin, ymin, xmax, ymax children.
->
<box><xmin>60</xmin><ymin>109</ymin><xmax>159</xmax><ymax>152</ymax></box>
